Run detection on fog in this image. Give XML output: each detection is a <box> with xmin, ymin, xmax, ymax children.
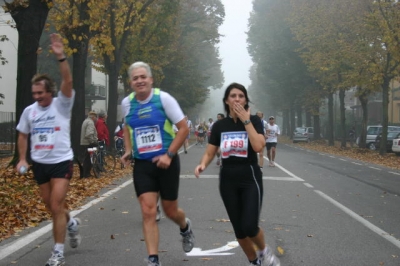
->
<box><xmin>194</xmin><ymin>0</ymin><xmax>253</xmax><ymax>123</ymax></box>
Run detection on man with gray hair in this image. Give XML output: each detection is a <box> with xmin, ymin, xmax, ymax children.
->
<box><xmin>120</xmin><ymin>61</ymin><xmax>194</xmax><ymax>266</ymax></box>
<box><xmin>80</xmin><ymin>111</ymin><xmax>98</xmax><ymax>177</ymax></box>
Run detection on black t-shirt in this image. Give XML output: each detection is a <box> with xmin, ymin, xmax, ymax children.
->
<box><xmin>209</xmin><ymin>115</ymin><xmax>264</xmax><ymax>164</ymax></box>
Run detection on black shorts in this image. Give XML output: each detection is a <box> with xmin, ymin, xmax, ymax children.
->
<box><xmin>266</xmin><ymin>142</ymin><xmax>277</xmax><ymax>150</ymax></box>
<box><xmin>32</xmin><ymin>160</ymin><xmax>73</xmax><ymax>185</ymax></box>
<box><xmin>198</xmin><ymin>133</ymin><xmax>205</xmax><ymax>137</ymax></box>
<box><xmin>133</xmin><ymin>155</ymin><xmax>180</xmax><ymax>200</ymax></box>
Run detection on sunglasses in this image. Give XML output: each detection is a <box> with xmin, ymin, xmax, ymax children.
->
<box><xmin>269</xmin><ymin>118</ymin><xmax>274</xmax><ymax>120</ymax></box>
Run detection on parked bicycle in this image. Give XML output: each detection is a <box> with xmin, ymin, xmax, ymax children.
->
<box><xmin>114</xmin><ymin>137</ymin><xmax>125</xmax><ymax>169</ymax></box>
<box><xmin>87</xmin><ymin>140</ymin><xmax>115</xmax><ymax>178</ymax></box>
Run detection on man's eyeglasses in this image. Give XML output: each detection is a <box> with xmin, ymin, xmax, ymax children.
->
<box><xmin>269</xmin><ymin>118</ymin><xmax>274</xmax><ymax>120</ymax></box>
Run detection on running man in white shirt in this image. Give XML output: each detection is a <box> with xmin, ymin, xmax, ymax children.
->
<box><xmin>265</xmin><ymin>116</ymin><xmax>280</xmax><ymax>167</ymax></box>
<box><xmin>16</xmin><ymin>33</ymin><xmax>81</xmax><ymax>266</ymax></box>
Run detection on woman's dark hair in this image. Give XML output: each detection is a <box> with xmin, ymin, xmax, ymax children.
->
<box><xmin>223</xmin><ymin>82</ymin><xmax>250</xmax><ymax>115</ymax></box>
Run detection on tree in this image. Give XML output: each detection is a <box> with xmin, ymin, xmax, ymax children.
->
<box><xmin>247</xmin><ymin>0</ymin><xmax>320</xmax><ymax>137</ymax></box>
<box><xmin>363</xmin><ymin>0</ymin><xmax>400</xmax><ymax>155</ymax></box>
<box><xmin>3</xmin><ymin>0</ymin><xmax>52</xmax><ymax>163</ymax></box>
<box><xmin>49</xmin><ymin>0</ymin><xmax>95</xmax><ymax>155</ymax></box>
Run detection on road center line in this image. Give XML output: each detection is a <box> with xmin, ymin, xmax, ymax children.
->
<box><xmin>314</xmin><ymin>190</ymin><xmax>400</xmax><ymax>250</ymax></box>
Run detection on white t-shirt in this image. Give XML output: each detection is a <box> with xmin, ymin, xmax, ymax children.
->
<box><xmin>172</xmin><ymin>124</ymin><xmax>178</xmax><ymax>133</ymax></box>
<box><xmin>121</xmin><ymin>88</ymin><xmax>185</xmax><ymax>124</ymax></box>
<box><xmin>266</xmin><ymin>123</ymin><xmax>280</xmax><ymax>143</ymax></box>
<box><xmin>261</xmin><ymin>119</ymin><xmax>268</xmax><ymax>134</ymax></box>
<box><xmin>16</xmin><ymin>90</ymin><xmax>75</xmax><ymax>164</ymax></box>
<box><xmin>187</xmin><ymin>119</ymin><xmax>193</xmax><ymax>129</ymax></box>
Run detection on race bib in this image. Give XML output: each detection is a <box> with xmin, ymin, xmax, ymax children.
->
<box><xmin>32</xmin><ymin>127</ymin><xmax>56</xmax><ymax>150</ymax></box>
<box><xmin>135</xmin><ymin>125</ymin><xmax>163</xmax><ymax>154</ymax></box>
<box><xmin>220</xmin><ymin>131</ymin><xmax>248</xmax><ymax>158</ymax></box>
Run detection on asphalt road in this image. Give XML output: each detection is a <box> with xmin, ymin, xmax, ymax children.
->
<box><xmin>1</xmin><ymin>142</ymin><xmax>400</xmax><ymax>266</ymax></box>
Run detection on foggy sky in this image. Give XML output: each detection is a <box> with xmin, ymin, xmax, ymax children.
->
<box><xmin>194</xmin><ymin>0</ymin><xmax>253</xmax><ymax>121</ymax></box>
<box><xmin>219</xmin><ymin>0</ymin><xmax>253</xmax><ymax>88</ymax></box>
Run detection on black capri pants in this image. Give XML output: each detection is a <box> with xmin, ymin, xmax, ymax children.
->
<box><xmin>219</xmin><ymin>163</ymin><xmax>263</xmax><ymax>239</ymax></box>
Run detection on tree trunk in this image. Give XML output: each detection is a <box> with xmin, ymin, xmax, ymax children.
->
<box><xmin>358</xmin><ymin>89</ymin><xmax>369</xmax><ymax>149</ymax></box>
<box><xmin>106</xmin><ymin>65</ymin><xmax>120</xmax><ymax>150</ymax></box>
<box><xmin>327</xmin><ymin>92</ymin><xmax>334</xmax><ymax>146</ymax></box>
<box><xmin>282</xmin><ymin>108</ymin><xmax>290</xmax><ymax>137</ymax></box>
<box><xmin>290</xmin><ymin>107</ymin><xmax>296</xmax><ymax>138</ymax></box>
<box><xmin>70</xmin><ymin>44</ymin><xmax>89</xmax><ymax>155</ymax></box>
<box><xmin>10</xmin><ymin>0</ymin><xmax>51</xmax><ymax>164</ymax></box>
<box><xmin>380</xmin><ymin>77</ymin><xmax>390</xmax><ymax>155</ymax></box>
<box><xmin>296</xmin><ymin>105</ymin><xmax>302</xmax><ymax>127</ymax></box>
<box><xmin>339</xmin><ymin>89</ymin><xmax>346</xmax><ymax>148</ymax></box>
<box><xmin>305</xmin><ymin>111</ymin><xmax>312</xmax><ymax>127</ymax></box>
<box><xmin>313</xmin><ymin>103</ymin><xmax>321</xmax><ymax>140</ymax></box>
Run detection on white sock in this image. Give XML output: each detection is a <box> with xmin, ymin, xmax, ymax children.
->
<box><xmin>54</xmin><ymin>243</ymin><xmax>64</xmax><ymax>254</ymax></box>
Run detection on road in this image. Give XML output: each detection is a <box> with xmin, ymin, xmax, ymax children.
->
<box><xmin>1</xmin><ymin>143</ymin><xmax>400</xmax><ymax>266</ymax></box>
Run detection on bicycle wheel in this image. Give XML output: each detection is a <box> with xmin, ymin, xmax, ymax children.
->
<box><xmin>116</xmin><ymin>150</ymin><xmax>125</xmax><ymax>169</ymax></box>
<box><xmin>92</xmin><ymin>153</ymin><xmax>101</xmax><ymax>178</ymax></box>
<box><xmin>103</xmin><ymin>151</ymin><xmax>116</xmax><ymax>172</ymax></box>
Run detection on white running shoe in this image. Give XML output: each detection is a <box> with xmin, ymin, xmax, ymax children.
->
<box><xmin>258</xmin><ymin>247</ymin><xmax>280</xmax><ymax>266</ymax></box>
<box><xmin>45</xmin><ymin>251</ymin><xmax>65</xmax><ymax>266</ymax></box>
<box><xmin>68</xmin><ymin>218</ymin><xmax>82</xmax><ymax>248</ymax></box>
<box><xmin>144</xmin><ymin>258</ymin><xmax>162</xmax><ymax>266</ymax></box>
<box><xmin>180</xmin><ymin>218</ymin><xmax>195</xmax><ymax>252</ymax></box>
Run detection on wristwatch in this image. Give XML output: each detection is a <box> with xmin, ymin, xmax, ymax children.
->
<box><xmin>166</xmin><ymin>151</ymin><xmax>175</xmax><ymax>158</ymax></box>
<box><xmin>243</xmin><ymin>119</ymin><xmax>251</xmax><ymax>125</ymax></box>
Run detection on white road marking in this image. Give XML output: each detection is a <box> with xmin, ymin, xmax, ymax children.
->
<box><xmin>315</xmin><ymin>190</ymin><xmax>400</xmax><ymax>250</ymax></box>
<box><xmin>0</xmin><ymin>179</ymin><xmax>133</xmax><ymax>261</ymax></box>
<box><xmin>181</xmin><ymin>175</ymin><xmax>300</xmax><ymax>181</ymax></box>
<box><xmin>268</xmin><ymin>159</ymin><xmax>305</xmax><ymax>181</ymax></box>
<box><xmin>304</xmin><ymin>183</ymin><xmax>314</xmax><ymax>188</ymax></box>
<box><xmin>186</xmin><ymin>241</ymin><xmax>239</xmax><ymax>256</ymax></box>
<box><xmin>369</xmin><ymin>166</ymin><xmax>381</xmax><ymax>171</ymax></box>
<box><xmin>339</xmin><ymin>158</ymin><xmax>347</xmax><ymax>161</ymax></box>
<box><xmin>389</xmin><ymin>171</ymin><xmax>400</xmax><ymax>176</ymax></box>
<box><xmin>352</xmin><ymin>162</ymin><xmax>363</xmax><ymax>166</ymax></box>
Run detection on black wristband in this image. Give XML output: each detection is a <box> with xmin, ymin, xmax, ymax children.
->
<box><xmin>58</xmin><ymin>57</ymin><xmax>67</xmax><ymax>62</ymax></box>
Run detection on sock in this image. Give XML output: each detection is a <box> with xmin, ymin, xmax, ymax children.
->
<box><xmin>54</xmin><ymin>243</ymin><xmax>64</xmax><ymax>254</ymax></box>
<box><xmin>148</xmin><ymin>255</ymin><xmax>159</xmax><ymax>263</ymax></box>
<box><xmin>249</xmin><ymin>258</ymin><xmax>260</xmax><ymax>265</ymax></box>
<box><xmin>180</xmin><ymin>223</ymin><xmax>189</xmax><ymax>233</ymax></box>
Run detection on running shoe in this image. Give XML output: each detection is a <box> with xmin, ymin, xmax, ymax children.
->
<box><xmin>156</xmin><ymin>205</ymin><xmax>161</xmax><ymax>222</ymax></box>
<box><xmin>268</xmin><ymin>161</ymin><xmax>273</xmax><ymax>167</ymax></box>
<box><xmin>144</xmin><ymin>258</ymin><xmax>162</xmax><ymax>266</ymax></box>
<box><xmin>68</xmin><ymin>217</ymin><xmax>82</xmax><ymax>248</ymax></box>
<box><xmin>271</xmin><ymin>161</ymin><xmax>275</xmax><ymax>167</ymax></box>
<box><xmin>45</xmin><ymin>251</ymin><xmax>65</xmax><ymax>266</ymax></box>
<box><xmin>180</xmin><ymin>218</ymin><xmax>195</xmax><ymax>252</ymax></box>
<box><xmin>258</xmin><ymin>247</ymin><xmax>281</xmax><ymax>266</ymax></box>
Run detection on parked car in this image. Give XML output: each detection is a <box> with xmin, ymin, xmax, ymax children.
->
<box><xmin>375</xmin><ymin>132</ymin><xmax>400</xmax><ymax>152</ymax></box>
<box><xmin>293</xmin><ymin>127</ymin><xmax>314</xmax><ymax>143</ymax></box>
<box><xmin>358</xmin><ymin>125</ymin><xmax>400</xmax><ymax>150</ymax></box>
<box><xmin>392</xmin><ymin>135</ymin><xmax>400</xmax><ymax>155</ymax></box>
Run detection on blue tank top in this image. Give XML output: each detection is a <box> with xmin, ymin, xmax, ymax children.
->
<box><xmin>125</xmin><ymin>89</ymin><xmax>175</xmax><ymax>160</ymax></box>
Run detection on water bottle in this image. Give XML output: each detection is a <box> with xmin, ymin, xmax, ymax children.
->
<box><xmin>19</xmin><ymin>166</ymin><xmax>27</xmax><ymax>174</ymax></box>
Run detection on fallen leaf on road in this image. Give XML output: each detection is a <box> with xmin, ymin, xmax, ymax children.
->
<box><xmin>277</xmin><ymin>246</ymin><xmax>285</xmax><ymax>255</ymax></box>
